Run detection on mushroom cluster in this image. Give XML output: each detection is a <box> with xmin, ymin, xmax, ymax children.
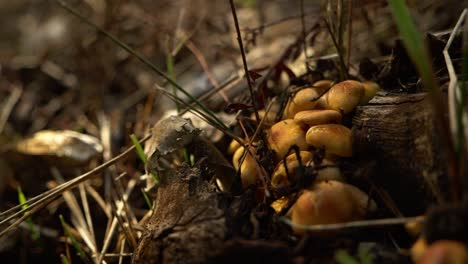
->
<box><xmin>230</xmin><ymin>79</ymin><xmax>379</xmax><ymax>234</ymax></box>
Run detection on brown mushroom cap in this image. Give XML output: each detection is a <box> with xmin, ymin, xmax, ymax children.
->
<box><xmin>267</xmin><ymin>119</ymin><xmax>309</xmax><ymax>161</ymax></box>
<box><xmin>271</xmin><ymin>151</ymin><xmax>313</xmax><ymax>188</ymax></box>
<box><xmin>294</xmin><ymin>109</ymin><xmax>342</xmax><ymax>126</ymax></box>
<box><xmin>232</xmin><ymin>146</ymin><xmax>258</xmax><ymax>187</ymax></box>
<box><xmin>291</xmin><ymin>181</ymin><xmax>375</xmax><ymax>234</ymax></box>
<box><xmin>284</xmin><ymin>88</ymin><xmax>320</xmax><ymax>118</ymax></box>
<box><xmin>418</xmin><ymin>240</ymin><xmax>468</xmax><ymax>264</ymax></box>
<box><xmin>325</xmin><ymin>80</ymin><xmax>364</xmax><ymax>114</ymax></box>
<box><xmin>359</xmin><ymin>81</ymin><xmax>380</xmax><ymax>105</ymax></box>
<box><xmin>306</xmin><ymin>124</ymin><xmax>352</xmax><ymax>157</ymax></box>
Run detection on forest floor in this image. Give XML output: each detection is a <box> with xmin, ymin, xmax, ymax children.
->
<box><xmin>0</xmin><ymin>1</ymin><xmax>467</xmax><ymax>263</ymax></box>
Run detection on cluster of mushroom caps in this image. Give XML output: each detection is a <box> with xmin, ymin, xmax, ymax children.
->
<box><xmin>229</xmin><ymin>80</ymin><xmax>380</xmax><ymax>234</ymax></box>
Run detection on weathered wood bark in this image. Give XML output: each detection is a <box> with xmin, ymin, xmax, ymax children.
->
<box><xmin>133</xmin><ymin>93</ymin><xmax>449</xmax><ymax>263</ymax></box>
<box><xmin>352</xmin><ymin>93</ymin><xmax>448</xmax><ymax>215</ymax></box>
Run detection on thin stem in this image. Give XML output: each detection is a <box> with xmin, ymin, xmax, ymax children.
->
<box><xmin>229</xmin><ymin>0</ymin><xmax>261</xmax><ymax>125</ymax></box>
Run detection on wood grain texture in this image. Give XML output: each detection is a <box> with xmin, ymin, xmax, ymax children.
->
<box><xmin>352</xmin><ymin>93</ymin><xmax>448</xmax><ymax>215</ymax></box>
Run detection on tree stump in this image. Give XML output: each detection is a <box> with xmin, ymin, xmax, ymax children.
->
<box><xmin>352</xmin><ymin>92</ymin><xmax>448</xmax><ymax>215</ymax></box>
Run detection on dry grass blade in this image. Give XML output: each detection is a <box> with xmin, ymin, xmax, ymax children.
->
<box><xmin>79</xmin><ymin>184</ymin><xmax>97</xmax><ymax>251</ymax></box>
<box><xmin>97</xmin><ymin>178</ymin><xmax>137</xmax><ymax>264</ymax></box>
<box><xmin>444</xmin><ymin>9</ymin><xmax>468</xmax><ymax>153</ymax></box>
<box><xmin>50</xmin><ymin>168</ymin><xmax>97</xmax><ymax>255</ymax></box>
<box><xmin>280</xmin><ymin>216</ymin><xmax>424</xmax><ymax>233</ymax></box>
<box><xmin>0</xmin><ymin>134</ymin><xmax>151</xmax><ymax>238</ymax></box>
<box><xmin>0</xmin><ymin>84</ymin><xmax>22</xmax><ymax>134</ymax></box>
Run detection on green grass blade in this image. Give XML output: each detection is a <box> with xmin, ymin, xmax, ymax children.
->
<box><xmin>140</xmin><ymin>189</ymin><xmax>152</xmax><ymax>209</ymax></box>
<box><xmin>59</xmin><ymin>215</ymin><xmax>88</xmax><ymax>262</ymax></box>
<box><xmin>17</xmin><ymin>187</ymin><xmax>40</xmax><ymax>240</ymax></box>
<box><xmin>165</xmin><ymin>43</ymin><xmax>180</xmax><ymax>113</ymax></box>
<box><xmin>130</xmin><ymin>134</ymin><xmax>147</xmax><ymax>165</ymax></box>
<box><xmin>131</xmin><ymin>134</ymin><xmax>161</xmax><ymax>183</ymax></box>
<box><xmin>387</xmin><ymin>0</ymin><xmax>434</xmax><ymax>90</ymax></box>
<box><xmin>335</xmin><ymin>250</ymin><xmax>360</xmax><ymax>264</ymax></box>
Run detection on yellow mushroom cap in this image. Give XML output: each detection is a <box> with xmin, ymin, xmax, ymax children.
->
<box><xmin>291</xmin><ymin>181</ymin><xmax>375</xmax><ymax>234</ymax></box>
<box><xmin>312</xmin><ymin>80</ymin><xmax>334</xmax><ymax>109</ymax></box>
<box><xmin>418</xmin><ymin>240</ymin><xmax>468</xmax><ymax>264</ymax></box>
<box><xmin>411</xmin><ymin>238</ymin><xmax>428</xmax><ymax>264</ymax></box>
<box><xmin>271</xmin><ymin>151</ymin><xmax>313</xmax><ymax>188</ymax></box>
<box><xmin>405</xmin><ymin>217</ymin><xmax>424</xmax><ymax>238</ymax></box>
<box><xmin>284</xmin><ymin>88</ymin><xmax>320</xmax><ymax>118</ymax></box>
<box><xmin>312</xmin><ymin>80</ymin><xmax>333</xmax><ymax>91</ymax></box>
<box><xmin>271</xmin><ymin>196</ymin><xmax>290</xmax><ymax>214</ymax></box>
<box><xmin>294</xmin><ymin>109</ymin><xmax>342</xmax><ymax>126</ymax></box>
<box><xmin>306</xmin><ymin>124</ymin><xmax>352</xmax><ymax>157</ymax></box>
<box><xmin>232</xmin><ymin>146</ymin><xmax>258</xmax><ymax>187</ymax></box>
<box><xmin>271</xmin><ymin>153</ymin><xmax>343</xmax><ymax>188</ymax></box>
<box><xmin>251</xmin><ymin>109</ymin><xmax>276</xmax><ymax>127</ymax></box>
<box><xmin>325</xmin><ymin>80</ymin><xmax>364</xmax><ymax>114</ymax></box>
<box><xmin>359</xmin><ymin>81</ymin><xmax>380</xmax><ymax>105</ymax></box>
<box><xmin>267</xmin><ymin>119</ymin><xmax>309</xmax><ymax>161</ymax></box>
<box><xmin>227</xmin><ymin>139</ymin><xmax>243</xmax><ymax>155</ymax></box>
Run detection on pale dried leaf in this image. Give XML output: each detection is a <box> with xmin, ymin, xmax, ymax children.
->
<box><xmin>15</xmin><ymin>130</ymin><xmax>103</xmax><ymax>166</ymax></box>
<box><xmin>144</xmin><ymin>116</ymin><xmax>200</xmax><ymax>161</ymax></box>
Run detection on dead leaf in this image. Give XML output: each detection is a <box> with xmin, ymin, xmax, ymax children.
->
<box><xmin>14</xmin><ymin>130</ymin><xmax>103</xmax><ymax>166</ymax></box>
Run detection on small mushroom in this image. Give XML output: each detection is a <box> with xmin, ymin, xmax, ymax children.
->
<box><xmin>418</xmin><ymin>240</ymin><xmax>468</xmax><ymax>264</ymax></box>
<box><xmin>284</xmin><ymin>88</ymin><xmax>321</xmax><ymax>118</ymax></box>
<box><xmin>232</xmin><ymin>146</ymin><xmax>258</xmax><ymax>187</ymax></box>
<box><xmin>306</xmin><ymin>124</ymin><xmax>352</xmax><ymax>157</ymax></box>
<box><xmin>411</xmin><ymin>238</ymin><xmax>428</xmax><ymax>263</ymax></box>
<box><xmin>227</xmin><ymin>139</ymin><xmax>243</xmax><ymax>155</ymax></box>
<box><xmin>312</xmin><ymin>80</ymin><xmax>334</xmax><ymax>93</ymax></box>
<box><xmin>271</xmin><ymin>151</ymin><xmax>313</xmax><ymax>188</ymax></box>
<box><xmin>291</xmin><ymin>181</ymin><xmax>376</xmax><ymax>234</ymax></box>
<box><xmin>325</xmin><ymin>80</ymin><xmax>364</xmax><ymax>114</ymax></box>
<box><xmin>359</xmin><ymin>81</ymin><xmax>380</xmax><ymax>105</ymax></box>
<box><xmin>271</xmin><ymin>152</ymin><xmax>343</xmax><ymax>188</ymax></box>
<box><xmin>312</xmin><ymin>80</ymin><xmax>334</xmax><ymax>109</ymax></box>
<box><xmin>251</xmin><ymin>109</ymin><xmax>277</xmax><ymax>127</ymax></box>
<box><xmin>271</xmin><ymin>196</ymin><xmax>290</xmax><ymax>214</ymax></box>
<box><xmin>267</xmin><ymin>119</ymin><xmax>309</xmax><ymax>161</ymax></box>
<box><xmin>294</xmin><ymin>109</ymin><xmax>342</xmax><ymax>126</ymax></box>
<box><xmin>405</xmin><ymin>217</ymin><xmax>424</xmax><ymax>237</ymax></box>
